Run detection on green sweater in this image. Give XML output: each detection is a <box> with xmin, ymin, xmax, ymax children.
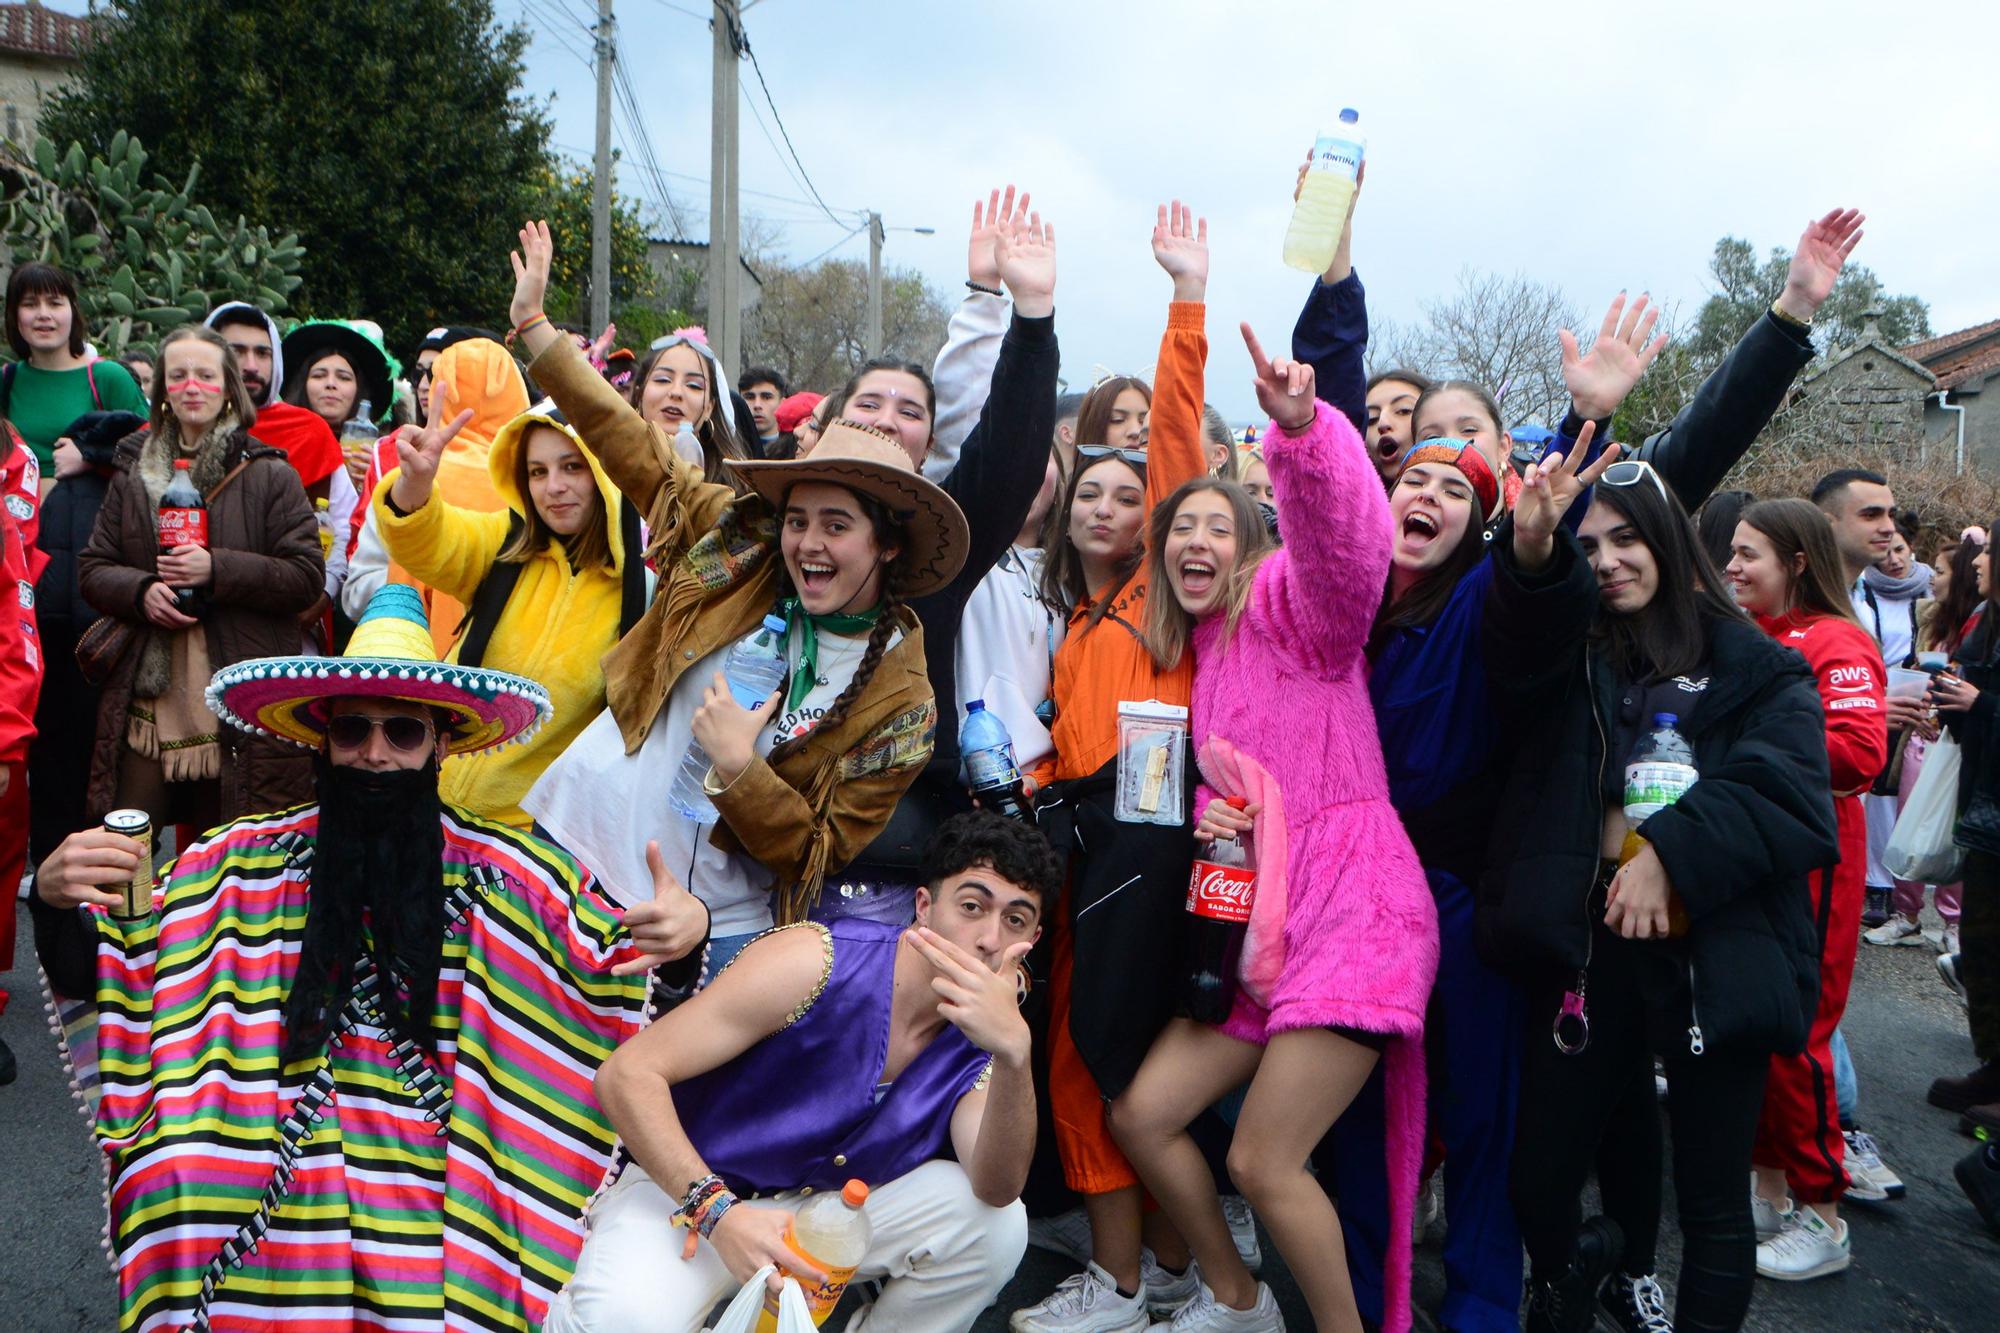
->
<box><xmin>3</xmin><ymin>359</ymin><xmax>148</xmax><ymax>469</ymax></box>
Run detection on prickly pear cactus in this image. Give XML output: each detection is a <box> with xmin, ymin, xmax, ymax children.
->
<box><xmin>0</xmin><ymin>131</ymin><xmax>305</xmax><ymax>356</ymax></box>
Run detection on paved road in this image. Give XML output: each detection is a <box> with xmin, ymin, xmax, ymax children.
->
<box><xmin>4</xmin><ymin>901</ymin><xmax>1995</xmax><ymax>1330</ymax></box>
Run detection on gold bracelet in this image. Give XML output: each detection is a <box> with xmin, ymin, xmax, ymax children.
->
<box><xmin>1769</xmin><ymin>299</ymin><xmax>1811</xmax><ymax>331</ymax></box>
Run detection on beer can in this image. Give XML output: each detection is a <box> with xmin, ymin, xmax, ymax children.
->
<box><xmin>102</xmin><ymin>809</ymin><xmax>155</xmax><ymax>919</ymax></box>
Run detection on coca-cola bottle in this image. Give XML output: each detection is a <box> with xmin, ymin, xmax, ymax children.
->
<box><xmin>157</xmin><ymin>458</ymin><xmax>208</xmax><ymax>616</ymax></box>
<box><xmin>1180</xmin><ymin>797</ymin><xmax>1256</xmax><ymax>1024</ymax></box>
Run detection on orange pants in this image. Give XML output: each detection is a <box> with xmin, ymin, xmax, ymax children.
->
<box><xmin>1048</xmin><ymin>890</ymin><xmax>1140</xmax><ymax>1195</ymax></box>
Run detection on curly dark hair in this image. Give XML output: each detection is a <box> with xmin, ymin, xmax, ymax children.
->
<box><xmin>920</xmin><ymin>811</ymin><xmax>1063</xmax><ymax>909</ymax></box>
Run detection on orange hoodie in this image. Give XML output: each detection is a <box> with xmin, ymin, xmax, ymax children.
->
<box><xmin>385</xmin><ymin>338</ymin><xmax>530</xmax><ymax>651</ymax></box>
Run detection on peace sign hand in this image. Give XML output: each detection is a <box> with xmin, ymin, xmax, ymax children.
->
<box><xmin>388</xmin><ymin>383</ymin><xmax>475</xmax><ymax>513</ymax></box>
<box><xmin>1561</xmin><ymin>292</ymin><xmax>1667</xmax><ymax>421</ymax></box>
<box><xmin>1241</xmin><ymin>322</ymin><xmax>1316</xmax><ymax>433</ymax></box>
<box><xmin>610</xmin><ymin>840</ymin><xmax>712</xmax><ymax>975</ymax></box>
<box><xmin>907</xmin><ymin>926</ymin><xmax>1033</xmax><ymax>1070</ymax></box>
<box><xmin>1513</xmin><ymin>425</ymin><xmax>1619</xmax><ymax>570</ymax></box>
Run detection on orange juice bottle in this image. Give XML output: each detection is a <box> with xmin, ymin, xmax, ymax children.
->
<box><xmin>757</xmin><ymin>1179</ymin><xmax>871</xmax><ymax>1330</ymax></box>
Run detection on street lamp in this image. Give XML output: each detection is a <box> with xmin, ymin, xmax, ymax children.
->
<box><xmin>865</xmin><ymin>212</ymin><xmax>935</xmax><ymax>359</ymax></box>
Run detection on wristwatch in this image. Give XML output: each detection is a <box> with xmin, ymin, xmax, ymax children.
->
<box><xmin>1769</xmin><ymin>299</ymin><xmax>1811</xmax><ymax>331</ymax></box>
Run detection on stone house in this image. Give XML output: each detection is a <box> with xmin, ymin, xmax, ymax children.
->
<box><xmin>1788</xmin><ymin>306</ymin><xmax>1937</xmax><ymax>457</ymax></box>
<box><xmin>0</xmin><ymin>2</ymin><xmax>91</xmax><ymax>145</ymax></box>
<box><xmin>1902</xmin><ymin>319</ymin><xmax>2000</xmax><ymax>475</ymax></box>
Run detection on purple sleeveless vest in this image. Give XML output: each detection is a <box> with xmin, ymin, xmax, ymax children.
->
<box><xmin>676</xmin><ymin>917</ymin><xmax>993</xmax><ymax>1196</ymax></box>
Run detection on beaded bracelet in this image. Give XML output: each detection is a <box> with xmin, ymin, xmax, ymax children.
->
<box><xmin>675</xmin><ymin>1172</ymin><xmax>726</xmax><ymax>1223</ymax></box>
<box><xmin>964</xmin><ymin>279</ymin><xmax>1003</xmax><ymax>297</ymax></box>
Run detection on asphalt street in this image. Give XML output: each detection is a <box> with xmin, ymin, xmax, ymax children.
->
<box><xmin>4</xmin><ymin>899</ymin><xmax>1995</xmax><ymax>1331</ymax></box>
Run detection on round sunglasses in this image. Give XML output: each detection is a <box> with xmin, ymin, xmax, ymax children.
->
<box><xmin>325</xmin><ymin>713</ymin><xmax>436</xmax><ymax>753</ymax></box>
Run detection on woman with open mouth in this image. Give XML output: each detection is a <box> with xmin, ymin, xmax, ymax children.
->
<box><xmin>503</xmin><ymin>220</ymin><xmax>971</xmax><ymax>979</ymax></box>
<box><xmin>625</xmin><ymin>326</ymin><xmax>746</xmax><ymax>487</ymax></box>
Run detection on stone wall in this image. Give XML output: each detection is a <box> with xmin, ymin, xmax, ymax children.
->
<box><xmin>0</xmin><ymin>52</ymin><xmax>73</xmax><ymax>145</ymax></box>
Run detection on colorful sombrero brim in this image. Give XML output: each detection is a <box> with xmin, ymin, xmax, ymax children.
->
<box><xmin>206</xmin><ymin>654</ymin><xmax>553</xmax><ymax>756</ymax></box>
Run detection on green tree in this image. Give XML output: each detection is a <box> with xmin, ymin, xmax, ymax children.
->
<box><xmin>45</xmin><ymin>0</ymin><xmax>552</xmax><ymax>358</ymax></box>
<box><xmin>535</xmin><ymin>160</ymin><xmax>656</xmax><ymax>327</ymax></box>
<box><xmin>1687</xmin><ymin>234</ymin><xmax>1931</xmax><ymax>369</ymax></box>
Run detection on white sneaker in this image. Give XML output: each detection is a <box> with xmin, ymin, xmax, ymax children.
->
<box><xmin>1012</xmin><ymin>1263</ymin><xmax>1150</xmax><ymax>1333</ymax></box>
<box><xmin>1412</xmin><ymin>1172</ymin><xmax>1446</xmax><ymax>1247</ymax></box>
<box><xmin>1149</xmin><ymin>1280</ymin><xmax>1285</xmax><ymax>1331</ymax></box>
<box><xmin>1945</xmin><ymin>922</ymin><xmax>1961</xmax><ymax>955</ymax></box>
<box><xmin>1755</xmin><ymin>1207</ymin><xmax>1850</xmax><ymax>1280</ymax></box>
<box><xmin>1750</xmin><ymin>1184</ymin><xmax>1793</xmax><ymax>1242</ymax></box>
<box><xmin>1863</xmin><ymin>913</ymin><xmax>1925</xmax><ymax>946</ymax></box>
<box><xmin>1842</xmin><ymin>1128</ymin><xmax>1906</xmax><ymax>1202</ymax></box>
<box><xmin>1140</xmin><ymin>1249</ymin><xmax>1201</xmax><ymax>1321</ymax></box>
<box><xmin>1028</xmin><ymin>1207</ymin><xmax>1094</xmax><ymax>1265</ymax></box>
<box><xmin>1221</xmin><ymin>1195</ymin><xmax>1262</xmax><ymax>1272</ymax></box>
<box><xmin>1941</xmin><ymin>952</ymin><xmax>1969</xmax><ymax>1006</ymax></box>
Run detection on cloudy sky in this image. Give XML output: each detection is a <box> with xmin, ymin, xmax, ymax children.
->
<box><xmin>505</xmin><ymin>1</ymin><xmax>1990</xmax><ymax>418</ymax></box>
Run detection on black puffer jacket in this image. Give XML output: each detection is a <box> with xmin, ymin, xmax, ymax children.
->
<box><xmin>32</xmin><ymin>410</ymin><xmax>146</xmax><ymax>627</ymax></box>
<box><xmin>1474</xmin><ymin>532</ymin><xmax>1839</xmax><ymax>1057</ymax></box>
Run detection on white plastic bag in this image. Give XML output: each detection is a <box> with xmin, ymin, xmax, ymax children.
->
<box><xmin>705</xmin><ymin>1265</ymin><xmax>815</xmax><ymax>1333</ymax></box>
<box><xmin>1884</xmin><ymin>733</ymin><xmax>1965</xmax><ymax>883</ymax></box>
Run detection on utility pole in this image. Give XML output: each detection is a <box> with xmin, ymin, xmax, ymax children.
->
<box><xmin>591</xmin><ymin>0</ymin><xmax>615</xmax><ymax>333</ymax></box>
<box><xmin>864</xmin><ymin>211</ymin><xmax>884</xmax><ymax>360</ymax></box>
<box><xmin>708</xmin><ymin>1</ymin><xmax>743</xmax><ymax>374</ymax></box>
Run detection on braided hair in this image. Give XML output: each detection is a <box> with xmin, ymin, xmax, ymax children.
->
<box><xmin>767</xmin><ymin>487</ymin><xmax>911</xmax><ymax>763</ymax></box>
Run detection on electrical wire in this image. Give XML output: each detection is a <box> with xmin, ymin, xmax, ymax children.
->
<box><xmin>730</xmin><ymin>11</ymin><xmax>849</xmax><ymax>228</ymax></box>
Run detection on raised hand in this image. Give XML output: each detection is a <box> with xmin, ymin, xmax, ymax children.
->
<box><xmin>968</xmin><ymin>185</ymin><xmax>1030</xmax><ymax>291</ymax></box>
<box><xmin>1561</xmin><ymin>292</ymin><xmax>1667</xmax><ymax>421</ymax></box>
<box><xmin>1151</xmin><ymin>200</ymin><xmax>1209</xmax><ymax>304</ymax></box>
<box><xmin>509</xmin><ymin>220</ymin><xmax>555</xmax><ymax>331</ymax></box>
<box><xmin>1241</xmin><ymin>322</ymin><xmax>1316</xmax><ymax>433</ymax></box>
<box><xmin>908</xmin><ymin>926</ymin><xmax>1032</xmax><ymax>1069</ymax></box>
<box><xmin>389</xmin><ymin>383</ymin><xmax>475</xmax><ymax>512</ymax></box>
<box><xmin>1514</xmin><ymin>425</ymin><xmax>1620</xmax><ymax>569</ymax></box>
<box><xmin>1779</xmin><ymin>208</ymin><xmax>1864</xmax><ymax>323</ymax></box>
<box><xmin>994</xmin><ymin>209</ymin><xmax>1055</xmax><ymax>320</ymax></box>
<box><xmin>611</xmin><ymin>841</ymin><xmax>711</xmax><ymax>975</ymax></box>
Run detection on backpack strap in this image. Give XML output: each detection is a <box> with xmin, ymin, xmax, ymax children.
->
<box><xmin>85</xmin><ymin>359</ymin><xmax>102</xmax><ymax>410</ymax></box>
<box><xmin>453</xmin><ymin>513</ymin><xmax>527</xmax><ymax>669</ymax></box>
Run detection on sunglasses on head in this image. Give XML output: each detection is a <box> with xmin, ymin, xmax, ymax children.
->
<box><xmin>1598</xmin><ymin>459</ymin><xmax>1670</xmax><ymax>505</ymax></box>
<box><xmin>325</xmin><ymin>713</ymin><xmax>436</xmax><ymax>753</ymax></box>
<box><xmin>1077</xmin><ymin>445</ymin><xmax>1148</xmax><ymax>468</ymax></box>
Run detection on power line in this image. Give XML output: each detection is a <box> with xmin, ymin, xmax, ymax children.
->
<box><xmin>732</xmin><ymin>13</ymin><xmax>848</xmax><ymax>228</ymax></box>
<box><xmin>640</xmin><ymin>0</ymin><xmax>712</xmax><ymax>18</ymax></box>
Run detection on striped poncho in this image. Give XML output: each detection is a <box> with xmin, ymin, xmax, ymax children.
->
<box><xmin>75</xmin><ymin>804</ymin><xmax>646</xmax><ymax>1332</ymax></box>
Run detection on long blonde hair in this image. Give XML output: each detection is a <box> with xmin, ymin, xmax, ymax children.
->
<box><xmin>1141</xmin><ymin>477</ymin><xmax>1272</xmax><ymax>671</ymax></box>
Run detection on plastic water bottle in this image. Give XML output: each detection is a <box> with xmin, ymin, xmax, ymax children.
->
<box><xmin>1282</xmin><ymin>109</ymin><xmax>1365</xmax><ymax>274</ymax></box>
<box><xmin>1620</xmin><ymin>712</ymin><xmax>1697</xmax><ymax>937</ymax></box>
<box><xmin>340</xmin><ymin>398</ymin><xmax>378</xmax><ymax>486</ymax></box>
<box><xmin>960</xmin><ymin>700</ymin><xmax>1032</xmax><ymax>822</ymax></box>
<box><xmin>667</xmin><ymin>613</ymin><xmax>791</xmax><ymax>821</ymax></box>
<box><xmin>757</xmin><ymin>1180</ymin><xmax>872</xmax><ymax>1330</ymax></box>
<box><xmin>672</xmin><ymin>419</ymin><xmax>704</xmax><ymax>469</ymax></box>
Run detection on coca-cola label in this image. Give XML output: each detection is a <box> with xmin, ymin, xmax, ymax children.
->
<box><xmin>158</xmin><ymin>506</ymin><xmax>207</xmax><ymax>549</ymax></box>
<box><xmin>1186</xmin><ymin>859</ymin><xmax>1255</xmax><ymax>923</ymax></box>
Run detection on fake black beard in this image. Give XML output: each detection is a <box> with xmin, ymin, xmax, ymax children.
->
<box><xmin>280</xmin><ymin>754</ymin><xmax>448</xmax><ymax>1065</ymax></box>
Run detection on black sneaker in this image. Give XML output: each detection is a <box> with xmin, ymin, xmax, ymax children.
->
<box><xmin>1861</xmin><ymin>886</ymin><xmax>1891</xmax><ymax>928</ymax></box>
<box><xmin>1600</xmin><ymin>1270</ymin><xmax>1673</xmax><ymax>1333</ymax></box>
<box><xmin>1956</xmin><ymin>1142</ymin><xmax>2000</xmax><ymax>1234</ymax></box>
<box><xmin>1527</xmin><ymin>1216</ymin><xmax>1624</xmax><ymax>1333</ymax></box>
<box><xmin>0</xmin><ymin>1034</ymin><xmax>16</xmax><ymax>1087</ymax></box>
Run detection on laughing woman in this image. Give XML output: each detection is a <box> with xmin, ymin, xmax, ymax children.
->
<box><xmin>507</xmin><ymin>222</ymin><xmax>970</xmax><ymax>974</ymax></box>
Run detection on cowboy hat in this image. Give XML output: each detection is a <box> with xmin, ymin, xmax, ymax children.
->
<box><xmin>729</xmin><ymin>420</ymin><xmax>970</xmax><ymax>597</ymax></box>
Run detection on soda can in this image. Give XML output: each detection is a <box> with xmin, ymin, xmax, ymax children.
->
<box><xmin>102</xmin><ymin>809</ymin><xmax>155</xmax><ymax>919</ymax></box>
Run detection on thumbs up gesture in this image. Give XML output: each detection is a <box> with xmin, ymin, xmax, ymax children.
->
<box><xmin>611</xmin><ymin>840</ymin><xmax>712</xmax><ymax>976</ymax></box>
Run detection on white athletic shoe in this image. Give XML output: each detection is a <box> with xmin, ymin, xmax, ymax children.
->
<box><xmin>1755</xmin><ymin>1207</ymin><xmax>1850</xmax><ymax>1281</ymax></box>
<box><xmin>1412</xmin><ymin>1172</ymin><xmax>1446</xmax><ymax>1247</ymax></box>
<box><xmin>1027</xmin><ymin>1207</ymin><xmax>1094</xmax><ymax>1265</ymax></box>
<box><xmin>1140</xmin><ymin>1249</ymin><xmax>1202</xmax><ymax>1322</ymax></box>
<box><xmin>1012</xmin><ymin>1263</ymin><xmax>1150</xmax><ymax>1333</ymax></box>
<box><xmin>1941</xmin><ymin>952</ymin><xmax>1969</xmax><ymax>1006</ymax></box>
<box><xmin>1750</xmin><ymin>1183</ymin><xmax>1794</xmax><ymax>1242</ymax></box>
<box><xmin>1221</xmin><ymin>1195</ymin><xmax>1262</xmax><ymax>1272</ymax></box>
<box><xmin>1842</xmin><ymin>1129</ymin><xmax>1906</xmax><ymax>1202</ymax></box>
<box><xmin>1944</xmin><ymin>922</ymin><xmax>1961</xmax><ymax>956</ymax></box>
<box><xmin>1863</xmin><ymin>913</ymin><xmax>1926</xmax><ymax>946</ymax></box>
<box><xmin>1148</xmin><ymin>1280</ymin><xmax>1285</xmax><ymax>1331</ymax></box>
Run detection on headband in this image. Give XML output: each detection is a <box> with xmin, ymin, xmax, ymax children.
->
<box><xmin>1399</xmin><ymin>438</ymin><xmax>1500</xmax><ymax>521</ymax></box>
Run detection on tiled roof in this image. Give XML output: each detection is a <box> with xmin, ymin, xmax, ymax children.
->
<box><xmin>1904</xmin><ymin>319</ymin><xmax>2000</xmax><ymax>391</ymax></box>
<box><xmin>0</xmin><ymin>3</ymin><xmax>92</xmax><ymax>60</ymax></box>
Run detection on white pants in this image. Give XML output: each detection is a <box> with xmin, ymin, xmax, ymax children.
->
<box><xmin>1864</xmin><ymin>791</ymin><xmax>1897</xmax><ymax>889</ymax></box>
<box><xmin>543</xmin><ymin>1159</ymin><xmax>1026</xmax><ymax>1333</ymax></box>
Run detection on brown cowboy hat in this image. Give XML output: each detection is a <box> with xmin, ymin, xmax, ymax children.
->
<box><xmin>729</xmin><ymin>421</ymin><xmax>970</xmax><ymax>597</ymax></box>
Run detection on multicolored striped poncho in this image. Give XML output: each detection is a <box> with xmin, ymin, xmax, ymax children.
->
<box><xmin>65</xmin><ymin>803</ymin><xmax>646</xmax><ymax>1332</ymax></box>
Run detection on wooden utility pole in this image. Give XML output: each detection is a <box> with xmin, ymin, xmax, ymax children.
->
<box><xmin>591</xmin><ymin>0</ymin><xmax>615</xmax><ymax>332</ymax></box>
<box><xmin>708</xmin><ymin>0</ymin><xmax>743</xmax><ymax>374</ymax></box>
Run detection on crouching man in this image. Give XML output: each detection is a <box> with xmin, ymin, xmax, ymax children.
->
<box><xmin>546</xmin><ymin>811</ymin><xmax>1059</xmax><ymax>1332</ymax></box>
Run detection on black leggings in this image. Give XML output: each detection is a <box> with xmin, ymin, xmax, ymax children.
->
<box><xmin>1512</xmin><ymin>925</ymin><xmax>1769</xmax><ymax>1333</ymax></box>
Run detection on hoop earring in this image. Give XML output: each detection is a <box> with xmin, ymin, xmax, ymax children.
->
<box><xmin>1015</xmin><ymin>960</ymin><xmax>1032</xmax><ymax>1007</ymax></box>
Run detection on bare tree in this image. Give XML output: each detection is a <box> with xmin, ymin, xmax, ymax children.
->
<box><xmin>739</xmin><ymin>258</ymin><xmax>953</xmax><ymax>393</ymax></box>
<box><xmin>1366</xmin><ymin>269</ymin><xmax>1585</xmax><ymax>430</ymax></box>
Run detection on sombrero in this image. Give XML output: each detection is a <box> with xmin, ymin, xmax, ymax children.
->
<box><xmin>729</xmin><ymin>420</ymin><xmax>970</xmax><ymax>597</ymax></box>
<box><xmin>206</xmin><ymin>585</ymin><xmax>552</xmax><ymax>755</ymax></box>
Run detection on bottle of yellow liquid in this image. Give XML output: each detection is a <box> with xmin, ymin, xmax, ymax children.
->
<box><xmin>757</xmin><ymin>1179</ymin><xmax>871</xmax><ymax>1330</ymax></box>
<box><xmin>1622</xmin><ymin>712</ymin><xmax>1696</xmax><ymax>939</ymax></box>
<box><xmin>1282</xmin><ymin>108</ymin><xmax>1365</xmax><ymax>274</ymax></box>
<box><xmin>314</xmin><ymin>496</ymin><xmax>334</xmax><ymax>559</ymax></box>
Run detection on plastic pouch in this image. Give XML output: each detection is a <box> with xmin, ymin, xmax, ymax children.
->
<box><xmin>1114</xmin><ymin>700</ymin><xmax>1189</xmax><ymax>826</ymax></box>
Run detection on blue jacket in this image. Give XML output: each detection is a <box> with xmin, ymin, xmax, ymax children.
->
<box><xmin>1291</xmin><ymin>271</ymin><xmax>1369</xmax><ymax>435</ymax></box>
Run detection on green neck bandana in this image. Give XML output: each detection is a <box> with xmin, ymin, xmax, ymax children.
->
<box><xmin>781</xmin><ymin>597</ymin><xmax>881</xmax><ymax>710</ymax></box>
